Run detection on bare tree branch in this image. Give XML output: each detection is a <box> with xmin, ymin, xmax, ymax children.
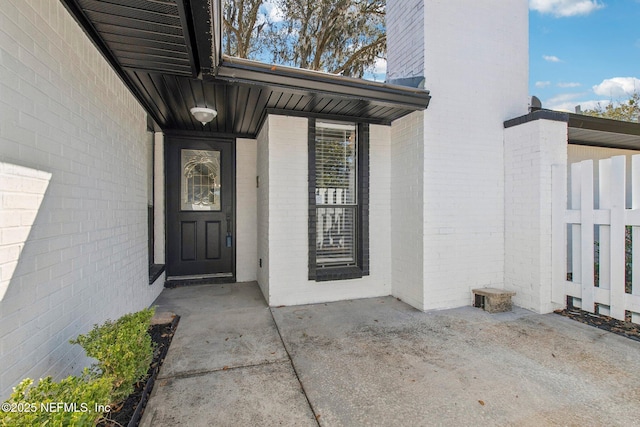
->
<box><xmin>223</xmin><ymin>0</ymin><xmax>386</xmax><ymax>78</ymax></box>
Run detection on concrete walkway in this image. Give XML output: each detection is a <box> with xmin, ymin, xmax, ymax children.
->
<box><xmin>140</xmin><ymin>282</ymin><xmax>640</xmax><ymax>426</ymax></box>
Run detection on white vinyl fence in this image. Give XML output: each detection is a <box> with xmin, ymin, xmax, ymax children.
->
<box><xmin>553</xmin><ymin>155</ymin><xmax>640</xmax><ymax>323</ymax></box>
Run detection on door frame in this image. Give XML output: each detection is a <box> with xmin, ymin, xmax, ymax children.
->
<box><xmin>164</xmin><ymin>134</ymin><xmax>236</xmax><ymax>281</ymax></box>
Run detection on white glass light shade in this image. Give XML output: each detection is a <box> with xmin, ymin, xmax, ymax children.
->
<box><xmin>190</xmin><ymin>107</ymin><xmax>218</xmax><ymax>125</ymax></box>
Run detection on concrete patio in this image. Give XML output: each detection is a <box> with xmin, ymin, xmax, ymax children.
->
<box><xmin>140</xmin><ymin>282</ymin><xmax>640</xmax><ymax>426</ymax></box>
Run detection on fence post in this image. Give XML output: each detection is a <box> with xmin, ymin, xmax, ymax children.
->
<box><xmin>579</xmin><ymin>160</ymin><xmax>595</xmax><ymax>313</ymax></box>
<box><xmin>632</xmin><ymin>155</ymin><xmax>640</xmax><ymax>323</ymax></box>
<box><xmin>552</xmin><ymin>164</ymin><xmax>566</xmax><ymax>305</ymax></box>
<box><xmin>571</xmin><ymin>162</ymin><xmax>583</xmax><ymax>292</ymax></box>
<box><xmin>609</xmin><ymin>156</ymin><xmax>626</xmax><ymax>320</ymax></box>
<box><xmin>599</xmin><ymin>159</ymin><xmax>611</xmax><ymax>290</ymax></box>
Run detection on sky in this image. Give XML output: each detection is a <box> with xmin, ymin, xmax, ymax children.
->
<box><xmin>258</xmin><ymin>0</ymin><xmax>639</xmax><ymax>113</ymax></box>
<box><xmin>529</xmin><ymin>0</ymin><xmax>640</xmax><ymax>112</ymax></box>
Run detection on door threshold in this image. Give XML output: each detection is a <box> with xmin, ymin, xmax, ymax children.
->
<box><xmin>166</xmin><ymin>273</ymin><xmax>233</xmax><ymax>281</ymax></box>
<box><xmin>164</xmin><ymin>273</ymin><xmax>236</xmax><ymax>289</ymax></box>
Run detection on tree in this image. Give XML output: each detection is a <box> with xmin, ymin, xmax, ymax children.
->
<box><xmin>223</xmin><ymin>0</ymin><xmax>268</xmax><ymax>58</ymax></box>
<box><xmin>222</xmin><ymin>0</ymin><xmax>386</xmax><ymax>78</ymax></box>
<box><xmin>583</xmin><ymin>92</ymin><xmax>640</xmax><ymax>122</ymax></box>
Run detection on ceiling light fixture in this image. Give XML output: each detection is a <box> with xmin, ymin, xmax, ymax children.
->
<box><xmin>190</xmin><ymin>107</ymin><xmax>217</xmax><ymax>125</ymax></box>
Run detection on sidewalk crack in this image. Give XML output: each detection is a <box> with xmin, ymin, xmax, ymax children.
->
<box><xmin>269</xmin><ymin>307</ymin><xmax>322</xmax><ymax>426</ymax></box>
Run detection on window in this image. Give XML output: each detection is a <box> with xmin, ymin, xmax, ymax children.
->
<box><xmin>147</xmin><ymin>129</ymin><xmax>154</xmax><ymax>267</ymax></box>
<box><xmin>181</xmin><ymin>149</ymin><xmax>221</xmax><ymax>211</ymax></box>
<box><xmin>309</xmin><ymin>119</ymin><xmax>369</xmax><ymax>281</ymax></box>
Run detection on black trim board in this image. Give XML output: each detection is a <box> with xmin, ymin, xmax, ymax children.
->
<box><xmin>568</xmin><ymin>139</ymin><xmax>640</xmax><ymax>150</ymax></box>
<box><xmin>216</xmin><ymin>57</ymin><xmax>432</xmax><ymax>111</ymax></box>
<box><xmin>163</xmin><ymin>128</ymin><xmax>255</xmax><ymax>139</ymax></box>
<box><xmin>505</xmin><ymin>110</ymin><xmax>640</xmax><ymax>138</ymax></box>
<box><xmin>149</xmin><ymin>264</ymin><xmax>165</xmax><ymax>284</ymax></box>
<box><xmin>357</xmin><ymin>123</ymin><xmax>371</xmax><ymax>276</ymax></box>
<box><xmin>567</xmin><ymin>113</ymin><xmax>640</xmax><ymax>136</ymax></box>
<box><xmin>174</xmin><ymin>0</ymin><xmax>200</xmax><ymax>77</ymax></box>
<box><xmin>504</xmin><ymin>110</ymin><xmax>569</xmax><ymax>128</ymax></box>
<box><xmin>266</xmin><ymin>108</ymin><xmax>393</xmax><ymax>126</ymax></box>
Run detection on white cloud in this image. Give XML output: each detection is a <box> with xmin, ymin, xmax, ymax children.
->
<box><xmin>363</xmin><ymin>58</ymin><xmax>387</xmax><ymax>82</ymax></box>
<box><xmin>544</xmin><ymin>91</ymin><xmax>620</xmax><ymax>112</ymax></box>
<box><xmin>543</xmin><ymin>55</ymin><xmax>561</xmax><ymax>62</ymax></box>
<box><xmin>263</xmin><ymin>0</ymin><xmax>285</xmax><ymax>22</ymax></box>
<box><xmin>592</xmin><ymin>77</ymin><xmax>640</xmax><ymax>98</ymax></box>
<box><xmin>548</xmin><ymin>99</ymin><xmax>605</xmax><ymax>112</ymax></box>
<box><xmin>372</xmin><ymin>57</ymin><xmax>387</xmax><ymax>76</ymax></box>
<box><xmin>547</xmin><ymin>92</ymin><xmax>583</xmax><ymax>104</ymax></box>
<box><xmin>575</xmin><ymin>100</ymin><xmax>608</xmax><ymax>110</ymax></box>
<box><xmin>529</xmin><ymin>0</ymin><xmax>604</xmax><ymax>17</ymax></box>
<box><xmin>535</xmin><ymin>81</ymin><xmax>551</xmax><ymax>88</ymax></box>
<box><xmin>544</xmin><ymin>92</ymin><xmax>585</xmax><ymax>111</ymax></box>
<box><xmin>557</xmin><ymin>82</ymin><xmax>581</xmax><ymax>88</ymax></box>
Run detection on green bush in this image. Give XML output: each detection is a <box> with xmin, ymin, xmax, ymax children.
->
<box><xmin>0</xmin><ymin>369</ymin><xmax>112</xmax><ymax>427</ymax></box>
<box><xmin>71</xmin><ymin>307</ymin><xmax>155</xmax><ymax>402</ymax></box>
<box><xmin>1</xmin><ymin>308</ymin><xmax>156</xmax><ymax>426</ymax></box>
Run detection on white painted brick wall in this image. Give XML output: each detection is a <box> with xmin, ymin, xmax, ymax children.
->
<box><xmin>386</xmin><ymin>0</ymin><xmax>424</xmax><ymax>81</ymax></box>
<box><xmin>421</xmin><ymin>1</ymin><xmax>529</xmax><ymax>310</ymax></box>
<box><xmin>390</xmin><ymin>111</ymin><xmax>425</xmax><ymax>309</ymax></box>
<box><xmin>504</xmin><ymin>118</ymin><xmax>567</xmax><ymax>313</ymax></box>
<box><xmin>0</xmin><ymin>163</ymin><xmax>51</xmax><ymax>300</ymax></box>
<box><xmin>236</xmin><ymin>138</ymin><xmax>257</xmax><ymax>282</ymax></box>
<box><xmin>260</xmin><ymin>115</ymin><xmax>391</xmax><ymax>306</ymax></box>
<box><xmin>154</xmin><ymin>133</ymin><xmax>165</xmax><ymax>265</ymax></box>
<box><xmin>387</xmin><ymin>0</ymin><xmax>529</xmax><ymax>310</ymax></box>
<box><xmin>0</xmin><ymin>0</ymin><xmax>163</xmax><ymax>399</ymax></box>
<box><xmin>256</xmin><ymin>121</ymin><xmax>270</xmax><ymax>297</ymax></box>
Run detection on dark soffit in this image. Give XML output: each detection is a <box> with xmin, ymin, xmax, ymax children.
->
<box><xmin>505</xmin><ymin>110</ymin><xmax>640</xmax><ymax>151</ymax></box>
<box><xmin>60</xmin><ymin>0</ymin><xmax>431</xmax><ymax>137</ymax></box>
<box><xmin>568</xmin><ymin>113</ymin><xmax>640</xmax><ymax>150</ymax></box>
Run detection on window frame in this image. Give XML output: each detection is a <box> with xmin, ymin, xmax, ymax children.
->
<box><xmin>147</xmin><ymin>123</ymin><xmax>165</xmax><ymax>284</ymax></box>
<box><xmin>308</xmin><ymin>118</ymin><xmax>370</xmax><ymax>281</ymax></box>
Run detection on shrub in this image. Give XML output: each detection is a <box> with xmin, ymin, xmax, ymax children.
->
<box><xmin>71</xmin><ymin>307</ymin><xmax>155</xmax><ymax>402</ymax></box>
<box><xmin>0</xmin><ymin>369</ymin><xmax>112</xmax><ymax>427</ymax></box>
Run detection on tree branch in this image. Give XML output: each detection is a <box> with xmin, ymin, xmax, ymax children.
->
<box><xmin>331</xmin><ymin>34</ymin><xmax>386</xmax><ymax>75</ymax></box>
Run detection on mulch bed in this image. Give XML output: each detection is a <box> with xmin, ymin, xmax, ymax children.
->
<box><xmin>555</xmin><ymin>307</ymin><xmax>640</xmax><ymax>343</ymax></box>
<box><xmin>97</xmin><ymin>315</ymin><xmax>179</xmax><ymax>427</ymax></box>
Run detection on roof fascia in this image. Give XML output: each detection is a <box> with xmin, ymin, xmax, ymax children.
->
<box><xmin>189</xmin><ymin>0</ymin><xmax>222</xmax><ymax>76</ymax></box>
<box><xmin>175</xmin><ymin>0</ymin><xmax>200</xmax><ymax>77</ymax></box>
<box><xmin>214</xmin><ymin>56</ymin><xmax>431</xmax><ymax>111</ymax></box>
<box><xmin>503</xmin><ymin>110</ymin><xmax>569</xmax><ymax>128</ymax></box>
<box><xmin>568</xmin><ymin>113</ymin><xmax>640</xmax><ymax>137</ymax></box>
<box><xmin>567</xmin><ymin>139</ymin><xmax>640</xmax><ymax>150</ymax></box>
<box><xmin>265</xmin><ymin>108</ymin><xmax>392</xmax><ymax>125</ymax></box>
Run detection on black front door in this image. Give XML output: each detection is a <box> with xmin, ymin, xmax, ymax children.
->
<box><xmin>166</xmin><ymin>137</ymin><xmax>235</xmax><ymax>278</ymax></box>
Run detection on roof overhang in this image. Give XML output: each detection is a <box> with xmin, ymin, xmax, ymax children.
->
<box><xmin>59</xmin><ymin>0</ymin><xmax>431</xmax><ymax>137</ymax></box>
<box><xmin>215</xmin><ymin>56</ymin><xmax>431</xmax><ymax>112</ymax></box>
<box><xmin>567</xmin><ymin>113</ymin><xmax>640</xmax><ymax>150</ymax></box>
<box><xmin>505</xmin><ymin>110</ymin><xmax>640</xmax><ymax>151</ymax></box>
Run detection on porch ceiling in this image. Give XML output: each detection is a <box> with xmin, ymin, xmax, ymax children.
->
<box><xmin>568</xmin><ymin>114</ymin><xmax>640</xmax><ymax>150</ymax></box>
<box><xmin>60</xmin><ymin>0</ymin><xmax>430</xmax><ymax>137</ymax></box>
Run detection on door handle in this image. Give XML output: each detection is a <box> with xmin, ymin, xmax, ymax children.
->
<box><xmin>225</xmin><ymin>213</ymin><xmax>232</xmax><ymax>247</ymax></box>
